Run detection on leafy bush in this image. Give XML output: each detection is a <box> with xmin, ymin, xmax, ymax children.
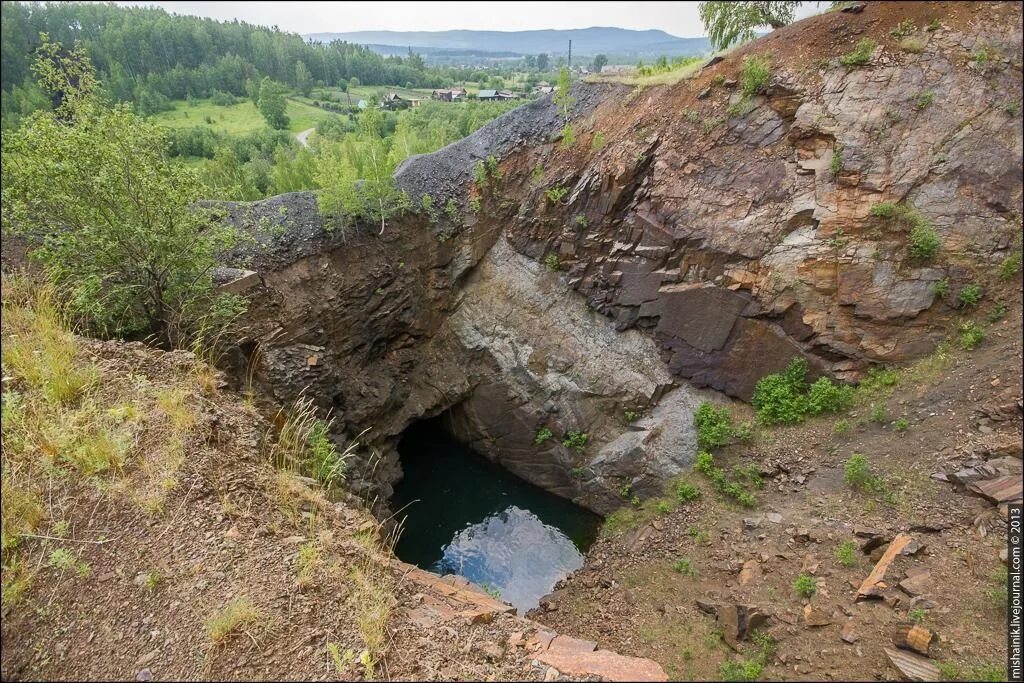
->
<box><xmin>999</xmin><ymin>252</ymin><xmax>1022</xmax><ymax>279</ymax></box>
<box><xmin>831</xmin><ymin>143</ymin><xmax>843</xmax><ymax>174</ymax></box>
<box><xmin>751</xmin><ymin>358</ymin><xmax>851</xmax><ymax>426</ymax></box>
<box><xmin>843</xmin><ymin>453</ymin><xmax>886</xmax><ymax>493</ymax></box>
<box><xmin>545</xmin><ymin>185</ymin><xmax>569</xmax><ymax>203</ymax></box>
<box><xmin>933</xmin><ymin>279</ymin><xmax>950</xmax><ymax>297</ymax></box>
<box><xmin>740</xmin><ymin>54</ymin><xmax>771</xmax><ymax>97</ymax></box>
<box><xmin>909</xmin><ymin>223</ymin><xmax>941</xmax><ymax>260</ymax></box>
<box><xmin>562</xmin><ymin>430</ymin><xmax>588</xmax><ymax>453</ymax></box>
<box><xmin>958</xmin><ymin>321</ymin><xmax>985</xmax><ymax>350</ymax></box>
<box><xmin>2</xmin><ymin>38</ymin><xmax>244</xmax><ymax>346</ymax></box>
<box><xmin>694</xmin><ymin>402</ymin><xmax>734</xmax><ymax>449</ymax></box>
<box><xmin>916</xmin><ymin>91</ymin><xmax>934</xmax><ymax>109</ymax></box>
<box><xmin>806</xmin><ymin>377</ymin><xmax>854</xmax><ymax>416</ymax></box>
<box><xmin>676</xmin><ymin>480</ymin><xmax>701</xmax><ymax>503</ymax></box>
<box><xmin>535</xmin><ymin>427</ymin><xmax>553</xmax><ymax>445</ymax></box>
<box><xmin>870</xmin><ymin>201</ymin><xmax>899</xmax><ymax>219</ymax></box>
<box><xmin>793</xmin><ymin>573</ymin><xmax>817</xmax><ymax>598</ymax></box>
<box><xmin>840</xmin><ymin>38</ymin><xmax>877</xmax><ymax>67</ymax></box>
<box><xmin>869</xmin><ymin>403</ymin><xmax>888</xmax><ymax>424</ymax></box>
<box><xmin>544</xmin><ymin>253</ymin><xmax>561</xmax><ymax>271</ymax></box>
<box><xmin>692</xmin><ymin>450</ymin><xmax>757</xmax><ymax>508</ymax></box>
<box><xmin>720</xmin><ymin>658</ymin><xmax>764</xmax><ymax>682</ymax></box>
<box><xmin>958</xmin><ymin>283</ymin><xmax>983</xmax><ymax>307</ymax></box>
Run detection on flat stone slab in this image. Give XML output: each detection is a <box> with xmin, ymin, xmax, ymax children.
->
<box><xmin>537</xmin><ymin>648</ymin><xmax>668</xmax><ymax>682</ymax></box>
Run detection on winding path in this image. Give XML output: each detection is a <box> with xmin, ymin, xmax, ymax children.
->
<box><xmin>295</xmin><ymin>127</ymin><xmax>315</xmax><ymax>148</ymax></box>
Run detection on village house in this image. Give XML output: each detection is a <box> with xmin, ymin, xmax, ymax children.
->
<box><xmin>478</xmin><ymin>89</ymin><xmax>518</xmax><ymax>101</ymax></box>
<box><xmin>431</xmin><ymin>87</ymin><xmax>467</xmax><ymax>102</ymax></box>
<box><xmin>380</xmin><ymin>92</ymin><xmax>421</xmax><ymax>110</ymax></box>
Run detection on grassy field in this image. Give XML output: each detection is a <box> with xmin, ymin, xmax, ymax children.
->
<box><xmin>150</xmin><ymin>96</ymin><xmax>343</xmax><ymax>135</ymax></box>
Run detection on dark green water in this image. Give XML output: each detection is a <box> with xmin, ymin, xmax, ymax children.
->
<box><xmin>391</xmin><ymin>419</ymin><xmax>601</xmax><ymax>613</ymax></box>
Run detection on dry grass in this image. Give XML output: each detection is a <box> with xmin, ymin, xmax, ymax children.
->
<box><xmin>584</xmin><ymin>58</ymin><xmax>705</xmax><ymax>89</ymax></box>
<box><xmin>0</xmin><ymin>272</ymin><xmax>212</xmax><ymax>605</ymax></box>
<box><xmin>206</xmin><ymin>596</ymin><xmax>265</xmax><ymax>644</ymax></box>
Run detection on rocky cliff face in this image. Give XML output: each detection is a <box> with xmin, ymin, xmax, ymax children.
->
<box><xmin>219</xmin><ymin>2</ymin><xmax>1022</xmax><ymax>512</ymax></box>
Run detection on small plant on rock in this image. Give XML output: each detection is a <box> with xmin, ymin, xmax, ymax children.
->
<box><xmin>544</xmin><ymin>252</ymin><xmax>561</xmax><ymax>271</ymax></box>
<box><xmin>740</xmin><ymin>53</ymin><xmax>771</xmax><ymax>97</ymax></box>
<box><xmin>840</xmin><ymin>38</ymin><xmax>877</xmax><ymax>68</ymax></box>
<box><xmin>562</xmin><ymin>430</ymin><xmax>588</xmax><ymax>453</ymax></box>
<box><xmin>933</xmin><ymin>279</ymin><xmax>950</xmax><ymax>297</ymax></box>
<box><xmin>534</xmin><ymin>427</ymin><xmax>553</xmax><ymax>445</ymax></box>
<box><xmin>545</xmin><ymin>185</ymin><xmax>569</xmax><ymax>203</ymax></box>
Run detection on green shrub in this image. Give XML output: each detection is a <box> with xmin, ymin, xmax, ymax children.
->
<box><xmin>751</xmin><ymin>358</ymin><xmax>809</xmax><ymax>425</ymax></box>
<box><xmin>545</xmin><ymin>185</ymin><xmax>569</xmax><ymax>203</ymax></box>
<box><xmin>732</xmin><ymin>421</ymin><xmax>754</xmax><ymax>441</ymax></box>
<box><xmin>890</xmin><ymin>19</ymin><xmax>916</xmax><ymax>38</ymax></box>
<box><xmin>719</xmin><ymin>658</ymin><xmax>764</xmax><ymax>682</ymax></box>
<box><xmin>740</xmin><ymin>54</ymin><xmax>771</xmax><ymax>97</ymax></box>
<box><xmin>843</xmin><ymin>453</ymin><xmax>886</xmax><ymax>493</ymax></box>
<box><xmin>958</xmin><ymin>321</ymin><xmax>985</xmax><ymax>350</ymax></box>
<box><xmin>870</xmin><ymin>201</ymin><xmax>899</xmax><ymax>219</ymax></box>
<box><xmin>793</xmin><ymin>573</ymin><xmax>817</xmax><ymax>598</ymax></box>
<box><xmin>840</xmin><ymin>39</ymin><xmax>877</xmax><ymax>68</ymax></box>
<box><xmin>833</xmin><ymin>419</ymin><xmax>851</xmax><ymax>435</ymax></box>
<box><xmin>987</xmin><ymin>301</ymin><xmax>1008</xmax><ymax>323</ymax></box>
<box><xmin>869</xmin><ymin>403</ymin><xmax>888</xmax><ymax>424</ymax></box>
<box><xmin>591</xmin><ymin>131</ymin><xmax>606</xmax><ymax>150</ymax></box>
<box><xmin>916</xmin><ymin>91</ymin><xmax>934</xmax><ymax>110</ymax></box>
<box><xmin>999</xmin><ymin>252</ymin><xmax>1022</xmax><ymax>278</ymax></box>
<box><xmin>831</xmin><ymin>143</ymin><xmax>843</xmax><ymax>174</ymax></box>
<box><xmin>834</xmin><ymin>541</ymin><xmax>857</xmax><ymax>567</ymax></box>
<box><xmin>676</xmin><ymin>480</ymin><xmax>701</xmax><ymax>503</ymax></box>
<box><xmin>562</xmin><ymin>430</ymin><xmax>588</xmax><ymax>453</ymax></box>
<box><xmin>958</xmin><ymin>283</ymin><xmax>982</xmax><ymax>307</ymax></box>
<box><xmin>673</xmin><ymin>557</ymin><xmax>696</xmax><ymax>576</ymax></box>
<box><xmin>893</xmin><ymin>417</ymin><xmax>909</xmax><ymax>432</ymax></box>
<box><xmin>692</xmin><ymin>451</ymin><xmax>756</xmax><ymax>507</ymax></box>
<box><xmin>909</xmin><ymin>223</ymin><xmax>941</xmax><ymax>260</ymax></box>
<box><xmin>535</xmin><ymin>427</ymin><xmax>553</xmax><ymax>445</ymax></box>
<box><xmin>751</xmin><ymin>358</ymin><xmax>851</xmax><ymax>426</ymax></box>
<box><xmin>695</xmin><ymin>450</ymin><xmax>715</xmax><ymax>475</ymax></box>
<box><xmin>806</xmin><ymin>377</ymin><xmax>854</xmax><ymax>415</ymax></box>
<box><xmin>933</xmin><ymin>279</ymin><xmax>949</xmax><ymax>297</ymax></box>
<box><xmin>694</xmin><ymin>402</ymin><xmax>734</xmax><ymax>449</ymax></box>
<box><xmin>544</xmin><ymin>253</ymin><xmax>561</xmax><ymax>271</ymax></box>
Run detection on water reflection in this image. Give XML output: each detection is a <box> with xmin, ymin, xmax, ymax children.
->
<box><xmin>435</xmin><ymin>506</ymin><xmax>585</xmax><ymax>613</ymax></box>
<box><xmin>392</xmin><ymin>418</ymin><xmax>600</xmax><ymax>613</ymax></box>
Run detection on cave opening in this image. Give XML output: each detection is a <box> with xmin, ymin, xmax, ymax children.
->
<box><xmin>391</xmin><ymin>415</ymin><xmax>601</xmax><ymax>613</ymax></box>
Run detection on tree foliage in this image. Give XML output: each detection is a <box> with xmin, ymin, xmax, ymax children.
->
<box><xmin>554</xmin><ymin>67</ymin><xmax>574</xmax><ymax>121</ymax></box>
<box><xmin>698</xmin><ymin>1</ymin><xmax>803</xmax><ymax>50</ymax></box>
<box><xmin>256</xmin><ymin>77</ymin><xmax>289</xmax><ymax>129</ymax></box>
<box><xmin>592</xmin><ymin>54</ymin><xmax>609</xmax><ymax>72</ymax></box>
<box><xmin>314</xmin><ymin>108</ymin><xmax>408</xmax><ymax>235</ymax></box>
<box><xmin>1</xmin><ymin>36</ymin><xmax>242</xmax><ymax>345</ymax></box>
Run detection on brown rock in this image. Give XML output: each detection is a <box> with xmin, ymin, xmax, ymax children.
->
<box><xmin>892</xmin><ymin>623</ymin><xmax>935</xmax><ymax>656</ymax></box>
<box><xmin>739</xmin><ymin>560</ymin><xmax>762</xmax><ymax>586</ymax></box>
<box><xmin>898</xmin><ymin>571</ymin><xmax>931</xmax><ymax>597</ymax></box>
<box><xmin>536</xmin><ymin>648</ymin><xmax>669</xmax><ymax>682</ymax></box>
<box><xmin>884</xmin><ymin>646</ymin><xmax>940</xmax><ymax>682</ymax></box>
<box><xmin>802</xmin><ymin>604</ymin><xmax>833</xmax><ymax>627</ymax></box>
<box><xmin>840</xmin><ymin>622</ymin><xmax>859</xmax><ymax>644</ymax></box>
<box><xmin>718</xmin><ymin>604</ymin><xmax>769</xmax><ymax>649</ymax></box>
<box><xmin>858</xmin><ymin>533</ymin><xmax>915</xmax><ymax>599</ymax></box>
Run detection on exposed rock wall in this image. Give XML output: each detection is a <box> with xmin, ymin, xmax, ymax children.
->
<box><xmin>219</xmin><ymin>2</ymin><xmax>1022</xmax><ymax>511</ymax></box>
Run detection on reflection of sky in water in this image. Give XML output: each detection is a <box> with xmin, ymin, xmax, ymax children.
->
<box><xmin>433</xmin><ymin>506</ymin><xmax>584</xmax><ymax>613</ymax></box>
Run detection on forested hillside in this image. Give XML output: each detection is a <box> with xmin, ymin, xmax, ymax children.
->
<box><xmin>0</xmin><ymin>1</ymin><xmax>456</xmax><ymax>126</ymax></box>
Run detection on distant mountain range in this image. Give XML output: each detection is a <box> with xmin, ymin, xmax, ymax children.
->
<box><xmin>304</xmin><ymin>27</ymin><xmax>712</xmax><ymax>59</ymax></box>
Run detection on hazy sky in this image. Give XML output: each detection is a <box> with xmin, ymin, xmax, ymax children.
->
<box><xmin>114</xmin><ymin>1</ymin><xmax>822</xmax><ymax>38</ymax></box>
